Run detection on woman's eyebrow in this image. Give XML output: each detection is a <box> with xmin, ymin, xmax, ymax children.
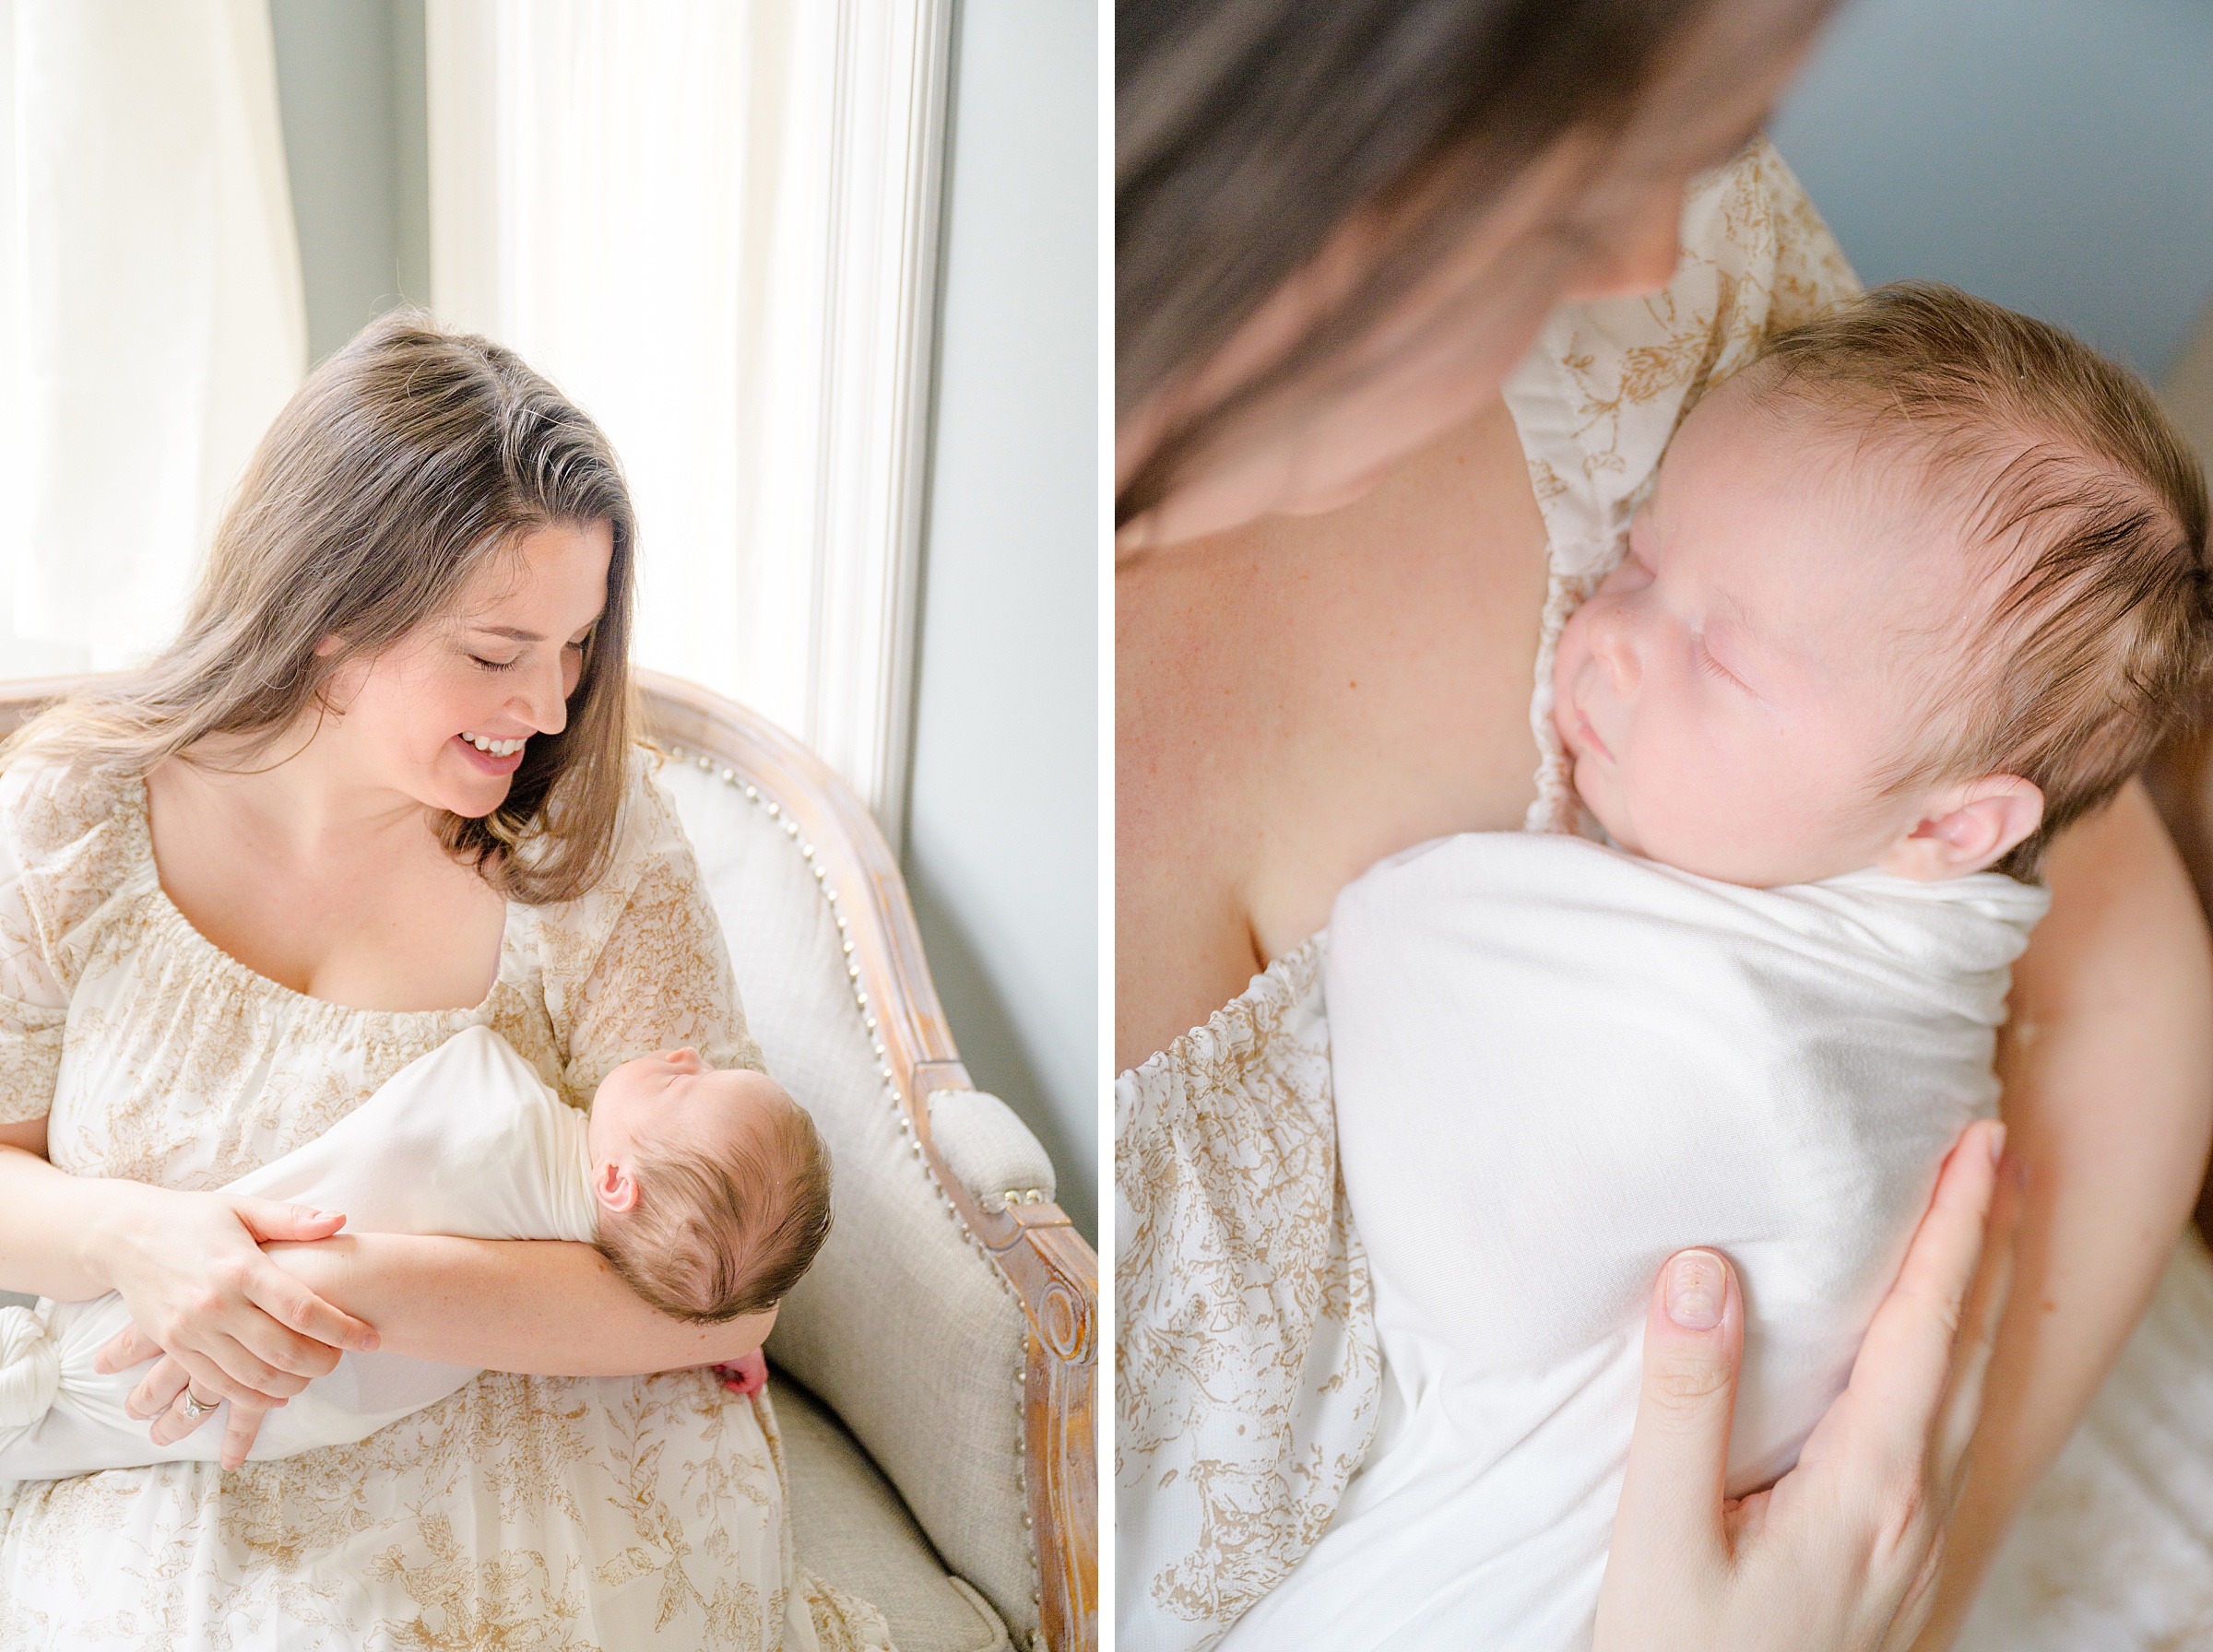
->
<box><xmin>467</xmin><ymin>620</ymin><xmax>598</xmax><ymax>644</ymax></box>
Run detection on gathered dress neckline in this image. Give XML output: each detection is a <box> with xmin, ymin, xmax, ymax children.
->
<box><xmin>120</xmin><ymin>778</ymin><xmax>520</xmax><ymax>1027</ymax></box>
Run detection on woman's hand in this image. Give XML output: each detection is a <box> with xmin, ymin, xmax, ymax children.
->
<box><xmin>119</xmin><ymin>1374</ymin><xmax>278</xmax><ymax>1472</ymax></box>
<box><xmin>101</xmin><ymin>1233</ymin><xmax>368</xmax><ymax>1469</ymax></box>
<box><xmin>1594</xmin><ymin>1117</ymin><xmax>2017</xmax><ymax>1652</ymax></box>
<box><xmin>89</xmin><ymin>1186</ymin><xmax>380</xmax><ymax>1412</ymax></box>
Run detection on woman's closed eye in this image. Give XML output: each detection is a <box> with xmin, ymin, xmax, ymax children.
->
<box><xmin>470</xmin><ymin>637</ymin><xmax>586</xmax><ymax>672</ymax></box>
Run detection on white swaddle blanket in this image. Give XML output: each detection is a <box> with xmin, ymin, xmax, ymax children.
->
<box><xmin>0</xmin><ymin>1024</ymin><xmax>598</xmax><ymax>1479</ymax></box>
<box><xmin>1217</xmin><ymin>831</ymin><xmax>2048</xmax><ymax>1652</ymax></box>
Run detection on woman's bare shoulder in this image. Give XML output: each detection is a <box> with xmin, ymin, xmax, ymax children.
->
<box><xmin>1117</xmin><ymin>399</ymin><xmax>1550</xmax><ymax>1063</ymax></box>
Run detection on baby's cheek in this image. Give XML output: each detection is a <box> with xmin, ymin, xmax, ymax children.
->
<box><xmin>1574</xmin><ymin>754</ymin><xmax>1641</xmax><ymax>853</ymax></box>
<box><xmin>1615</xmin><ymin>737</ymin><xmax>1738</xmax><ymax>867</ymax></box>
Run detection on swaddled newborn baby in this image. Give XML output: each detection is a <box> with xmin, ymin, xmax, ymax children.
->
<box><xmin>1220</xmin><ymin>284</ymin><xmax>2213</xmax><ymax>1652</ymax></box>
<box><xmin>0</xmin><ymin>1026</ymin><xmax>831</xmax><ymax>1478</ymax></box>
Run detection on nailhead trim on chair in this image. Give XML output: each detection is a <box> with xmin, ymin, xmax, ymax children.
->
<box><xmin>669</xmin><ymin>746</ymin><xmax>1044</xmax><ymax>1626</ymax></box>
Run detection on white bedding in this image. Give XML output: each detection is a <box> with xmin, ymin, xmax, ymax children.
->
<box><xmin>1218</xmin><ymin>831</ymin><xmax>2047</xmax><ymax>1652</ymax></box>
<box><xmin>0</xmin><ymin>1024</ymin><xmax>597</xmax><ymax>1477</ymax></box>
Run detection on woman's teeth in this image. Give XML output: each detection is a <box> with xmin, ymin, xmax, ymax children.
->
<box><xmin>463</xmin><ymin>734</ymin><xmax>527</xmax><ymax>756</ymax></box>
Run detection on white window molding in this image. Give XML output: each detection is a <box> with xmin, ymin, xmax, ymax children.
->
<box><xmin>427</xmin><ymin>0</ymin><xmax>952</xmax><ymax>839</ymax></box>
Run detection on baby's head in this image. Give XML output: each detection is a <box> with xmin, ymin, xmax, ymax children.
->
<box><xmin>1554</xmin><ymin>281</ymin><xmax>2211</xmax><ymax>887</ymax></box>
<box><xmin>586</xmin><ymin>1048</ymin><xmax>833</xmax><ymax>1324</ymax></box>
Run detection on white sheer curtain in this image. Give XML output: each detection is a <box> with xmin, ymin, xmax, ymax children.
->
<box><xmin>0</xmin><ymin>0</ymin><xmax>306</xmax><ymax>674</ymax></box>
<box><xmin>427</xmin><ymin>0</ymin><xmax>951</xmax><ymax>835</ymax></box>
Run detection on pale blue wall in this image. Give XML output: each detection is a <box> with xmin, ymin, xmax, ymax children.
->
<box><xmin>905</xmin><ymin>0</ymin><xmax>1099</xmax><ymax>1241</ymax></box>
<box><xmin>267</xmin><ymin>0</ymin><xmax>428</xmax><ymax>360</ymax></box>
<box><xmin>1770</xmin><ymin>0</ymin><xmax>2213</xmax><ymax>380</ymax></box>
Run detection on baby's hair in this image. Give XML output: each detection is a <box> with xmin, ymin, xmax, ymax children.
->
<box><xmin>1738</xmin><ymin>281</ymin><xmax>2213</xmax><ymax>878</ymax></box>
<box><xmin>596</xmin><ymin>1083</ymin><xmax>834</xmax><ymax>1325</ymax></box>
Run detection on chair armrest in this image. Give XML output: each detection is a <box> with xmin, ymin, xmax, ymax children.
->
<box><xmin>646</xmin><ymin>672</ymin><xmax>1097</xmax><ymax>1652</ymax></box>
<box><xmin>929</xmin><ymin>1087</ymin><xmax>1057</xmax><ymax>1211</ymax></box>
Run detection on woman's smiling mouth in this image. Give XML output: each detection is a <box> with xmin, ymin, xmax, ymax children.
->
<box><xmin>455</xmin><ymin>732</ymin><xmax>527</xmax><ymax>774</ymax></box>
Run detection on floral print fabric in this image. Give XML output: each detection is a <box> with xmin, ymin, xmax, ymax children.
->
<box><xmin>0</xmin><ymin>749</ymin><xmax>890</xmax><ymax>1651</ymax></box>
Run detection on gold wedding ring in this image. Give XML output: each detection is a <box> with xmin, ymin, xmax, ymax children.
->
<box><xmin>177</xmin><ymin>1389</ymin><xmax>216</xmax><ymax>1421</ymax></box>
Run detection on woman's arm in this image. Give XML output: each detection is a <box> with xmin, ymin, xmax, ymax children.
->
<box><xmin>272</xmin><ymin>1233</ymin><xmax>776</xmax><ymax>1374</ymax></box>
<box><xmin>1911</xmin><ymin>780</ymin><xmax>2213</xmax><ymax>1646</ymax></box>
<box><xmin>111</xmin><ymin>1229</ymin><xmax>774</xmax><ymax>1430</ymax></box>
<box><xmin>0</xmin><ymin>1122</ymin><xmax>379</xmax><ymax>1408</ymax></box>
<box><xmin>117</xmin><ymin>1231</ymin><xmax>777</xmax><ymax>1465</ymax></box>
<box><xmin>0</xmin><ymin>1122</ymin><xmax>153</xmax><ymax>1301</ymax></box>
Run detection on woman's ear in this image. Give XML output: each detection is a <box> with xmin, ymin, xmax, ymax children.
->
<box><xmin>1876</xmin><ymin>775</ymin><xmax>2044</xmax><ymax>881</ymax></box>
<box><xmin>312</xmin><ymin>635</ymin><xmax>343</xmax><ymax>658</ymax></box>
<box><xmin>592</xmin><ymin>1158</ymin><xmax>639</xmax><ymax>1215</ymax></box>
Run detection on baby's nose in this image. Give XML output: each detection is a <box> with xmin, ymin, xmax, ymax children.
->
<box><xmin>1588</xmin><ymin>602</ymin><xmax>1640</xmax><ymax>690</ymax></box>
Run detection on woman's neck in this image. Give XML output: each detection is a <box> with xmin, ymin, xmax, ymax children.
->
<box><xmin>145</xmin><ymin>712</ymin><xmax>510</xmax><ymax>1011</ymax></box>
<box><xmin>163</xmin><ymin>714</ymin><xmax>437</xmax><ymax>869</ymax></box>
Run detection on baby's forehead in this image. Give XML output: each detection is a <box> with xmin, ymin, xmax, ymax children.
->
<box><xmin>1669</xmin><ymin>384</ymin><xmax>1997</xmax><ymax>645</ymax></box>
<box><xmin>684</xmin><ymin>1064</ymin><xmax>786</xmax><ymax>1115</ymax></box>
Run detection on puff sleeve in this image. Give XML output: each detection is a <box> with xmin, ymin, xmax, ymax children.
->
<box><xmin>0</xmin><ymin>761</ymin><xmax>112</xmax><ymax>1124</ymax></box>
<box><xmin>537</xmin><ymin>751</ymin><xmax>767</xmax><ymax>1110</ymax></box>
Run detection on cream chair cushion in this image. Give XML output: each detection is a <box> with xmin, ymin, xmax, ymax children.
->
<box><xmin>779</xmin><ymin>1374</ymin><xmax>1012</xmax><ymax>1652</ymax></box>
<box><xmin>658</xmin><ymin>757</ymin><xmax>1044</xmax><ymax>1645</ymax></box>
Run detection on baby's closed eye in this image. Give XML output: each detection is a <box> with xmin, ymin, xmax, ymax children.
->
<box><xmin>1694</xmin><ymin>637</ymin><xmax>1740</xmax><ymax>686</ymax></box>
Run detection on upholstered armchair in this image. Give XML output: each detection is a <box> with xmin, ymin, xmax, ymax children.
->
<box><xmin>0</xmin><ymin>672</ymin><xmax>1099</xmax><ymax>1652</ymax></box>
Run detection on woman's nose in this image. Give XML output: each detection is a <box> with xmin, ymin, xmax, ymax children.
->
<box><xmin>516</xmin><ymin>655</ymin><xmax>571</xmax><ymax>736</ymax></box>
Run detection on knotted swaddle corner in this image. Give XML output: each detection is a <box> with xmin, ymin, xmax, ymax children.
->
<box><xmin>0</xmin><ymin>1304</ymin><xmax>58</xmax><ymax>1427</ymax></box>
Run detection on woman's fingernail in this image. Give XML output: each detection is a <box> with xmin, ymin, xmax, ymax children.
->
<box><xmin>1986</xmin><ymin>1122</ymin><xmax>2006</xmax><ymax>1166</ymax></box>
<box><xmin>358</xmin><ymin>1333</ymin><xmax>380</xmax><ymax>1352</ymax></box>
<box><xmin>1665</xmin><ymin>1250</ymin><xmax>1725</xmax><ymax>1331</ymax></box>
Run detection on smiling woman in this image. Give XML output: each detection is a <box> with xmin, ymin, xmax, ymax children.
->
<box><xmin>0</xmin><ymin>312</ymin><xmax>886</xmax><ymax>1648</ymax></box>
<box><xmin>13</xmin><ymin>313</ymin><xmax>639</xmax><ymax>909</ymax></box>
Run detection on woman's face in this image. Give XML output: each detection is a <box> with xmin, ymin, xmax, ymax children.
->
<box><xmin>1116</xmin><ymin>8</ymin><xmax>1820</xmax><ymax>552</ymax></box>
<box><xmin>315</xmin><ymin>517</ymin><xmax>614</xmax><ymax>820</ymax></box>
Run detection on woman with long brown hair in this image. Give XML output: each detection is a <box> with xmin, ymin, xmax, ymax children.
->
<box><xmin>0</xmin><ymin>313</ymin><xmax>885</xmax><ymax>1647</ymax></box>
<box><xmin>1118</xmin><ymin>2</ymin><xmax>2212</xmax><ymax>1647</ymax></box>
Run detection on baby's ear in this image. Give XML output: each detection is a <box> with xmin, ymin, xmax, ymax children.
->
<box><xmin>1876</xmin><ymin>774</ymin><xmax>2043</xmax><ymax>881</ymax></box>
<box><xmin>593</xmin><ymin>1158</ymin><xmax>640</xmax><ymax>1216</ymax></box>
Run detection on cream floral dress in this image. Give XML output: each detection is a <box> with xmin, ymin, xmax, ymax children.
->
<box><xmin>0</xmin><ymin>748</ymin><xmax>890</xmax><ymax>1652</ymax></box>
<box><xmin>1114</xmin><ymin>137</ymin><xmax>1858</xmax><ymax>1652</ymax></box>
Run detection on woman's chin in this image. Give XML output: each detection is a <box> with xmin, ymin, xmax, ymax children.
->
<box><xmin>427</xmin><ymin>759</ymin><xmax>515</xmax><ymax>820</ymax></box>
